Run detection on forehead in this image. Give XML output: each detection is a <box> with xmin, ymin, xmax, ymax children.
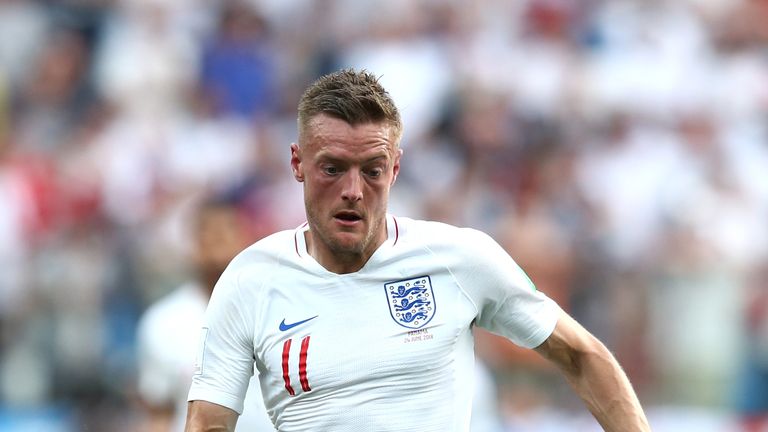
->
<box><xmin>197</xmin><ymin>206</ymin><xmax>240</xmax><ymax>231</ymax></box>
<box><xmin>302</xmin><ymin>114</ymin><xmax>398</xmax><ymax>158</ymax></box>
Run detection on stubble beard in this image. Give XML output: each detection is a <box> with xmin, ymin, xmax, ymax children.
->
<box><xmin>305</xmin><ymin>204</ymin><xmax>385</xmax><ymax>260</ymax></box>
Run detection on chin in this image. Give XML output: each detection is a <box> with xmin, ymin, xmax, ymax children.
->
<box><xmin>330</xmin><ymin>238</ymin><xmax>365</xmax><ymax>255</ymax></box>
<box><xmin>326</xmin><ymin>231</ymin><xmax>367</xmax><ymax>254</ymax></box>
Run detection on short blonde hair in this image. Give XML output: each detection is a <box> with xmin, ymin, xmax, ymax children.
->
<box><xmin>297</xmin><ymin>69</ymin><xmax>402</xmax><ymax>145</ymax></box>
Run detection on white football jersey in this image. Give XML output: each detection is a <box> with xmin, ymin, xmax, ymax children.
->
<box><xmin>188</xmin><ymin>216</ymin><xmax>559</xmax><ymax>431</ymax></box>
<box><xmin>138</xmin><ymin>283</ymin><xmax>275</xmax><ymax>432</ymax></box>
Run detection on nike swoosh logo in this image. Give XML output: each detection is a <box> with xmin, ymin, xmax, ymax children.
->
<box><xmin>279</xmin><ymin>315</ymin><xmax>318</xmax><ymax>331</ymax></box>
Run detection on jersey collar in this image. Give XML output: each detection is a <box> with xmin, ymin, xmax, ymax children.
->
<box><xmin>293</xmin><ymin>214</ymin><xmax>399</xmax><ymax>272</ymax></box>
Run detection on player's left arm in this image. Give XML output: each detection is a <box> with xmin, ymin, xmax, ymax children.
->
<box><xmin>534</xmin><ymin>309</ymin><xmax>651</xmax><ymax>432</ymax></box>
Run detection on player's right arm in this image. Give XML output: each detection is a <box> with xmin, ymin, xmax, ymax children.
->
<box><xmin>185</xmin><ymin>400</ymin><xmax>239</xmax><ymax>432</ymax></box>
<box><xmin>186</xmin><ymin>258</ymin><xmax>261</xmax><ymax>430</ymax></box>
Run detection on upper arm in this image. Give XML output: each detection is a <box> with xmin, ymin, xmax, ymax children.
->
<box><xmin>185</xmin><ymin>400</ymin><xmax>239</xmax><ymax>432</ymax></box>
<box><xmin>533</xmin><ymin>306</ymin><xmax>651</xmax><ymax>431</ymax></box>
<box><xmin>533</xmin><ymin>309</ymin><xmax>607</xmax><ymax>374</ymax></box>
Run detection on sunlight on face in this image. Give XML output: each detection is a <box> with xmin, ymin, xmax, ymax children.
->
<box><xmin>291</xmin><ymin>115</ymin><xmax>402</xmax><ymax>272</ymax></box>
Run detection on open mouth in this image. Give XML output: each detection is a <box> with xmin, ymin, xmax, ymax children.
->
<box><xmin>334</xmin><ymin>211</ymin><xmax>363</xmax><ymax>222</ymax></box>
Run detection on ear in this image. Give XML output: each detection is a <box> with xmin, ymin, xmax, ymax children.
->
<box><xmin>390</xmin><ymin>148</ymin><xmax>403</xmax><ymax>186</ymax></box>
<box><xmin>290</xmin><ymin>143</ymin><xmax>304</xmax><ymax>182</ymax></box>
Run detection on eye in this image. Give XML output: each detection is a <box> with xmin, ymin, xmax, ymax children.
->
<box><xmin>366</xmin><ymin>167</ymin><xmax>383</xmax><ymax>178</ymax></box>
<box><xmin>322</xmin><ymin>165</ymin><xmax>339</xmax><ymax>176</ymax></box>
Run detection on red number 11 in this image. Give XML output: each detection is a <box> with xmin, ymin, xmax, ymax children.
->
<box><xmin>281</xmin><ymin>336</ymin><xmax>311</xmax><ymax>396</ymax></box>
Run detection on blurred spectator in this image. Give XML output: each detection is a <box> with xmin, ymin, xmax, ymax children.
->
<box><xmin>14</xmin><ymin>28</ymin><xmax>93</xmax><ymax>153</ymax></box>
<box><xmin>200</xmin><ymin>1</ymin><xmax>277</xmax><ymax>119</ymax></box>
<box><xmin>136</xmin><ymin>195</ymin><xmax>275</xmax><ymax>431</ymax></box>
<box><xmin>94</xmin><ymin>0</ymin><xmax>200</xmax><ymax>118</ymax></box>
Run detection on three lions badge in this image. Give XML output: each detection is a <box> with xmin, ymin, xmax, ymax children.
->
<box><xmin>384</xmin><ymin>276</ymin><xmax>436</xmax><ymax>329</ymax></box>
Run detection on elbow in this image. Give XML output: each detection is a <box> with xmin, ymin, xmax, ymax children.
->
<box><xmin>579</xmin><ymin>334</ymin><xmax>613</xmax><ymax>364</ymax></box>
<box><xmin>556</xmin><ymin>334</ymin><xmax>613</xmax><ymax>379</ymax></box>
<box><xmin>535</xmin><ymin>311</ymin><xmax>616</xmax><ymax>379</ymax></box>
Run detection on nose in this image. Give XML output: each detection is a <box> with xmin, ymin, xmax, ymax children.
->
<box><xmin>340</xmin><ymin>171</ymin><xmax>363</xmax><ymax>202</ymax></box>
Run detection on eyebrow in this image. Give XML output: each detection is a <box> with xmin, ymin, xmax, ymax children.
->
<box><xmin>316</xmin><ymin>153</ymin><xmax>389</xmax><ymax>164</ymax></box>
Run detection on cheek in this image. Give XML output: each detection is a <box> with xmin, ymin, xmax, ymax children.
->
<box><xmin>305</xmin><ymin>178</ymin><xmax>335</xmax><ymax>206</ymax></box>
<box><xmin>369</xmin><ymin>184</ymin><xmax>391</xmax><ymax>205</ymax></box>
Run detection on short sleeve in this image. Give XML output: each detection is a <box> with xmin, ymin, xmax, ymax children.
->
<box><xmin>456</xmin><ymin>229</ymin><xmax>560</xmax><ymax>348</ymax></box>
<box><xmin>187</xmin><ymin>269</ymin><xmax>256</xmax><ymax>414</ymax></box>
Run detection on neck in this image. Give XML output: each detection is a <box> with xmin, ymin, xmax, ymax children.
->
<box><xmin>311</xmin><ymin>247</ymin><xmax>369</xmax><ymax>274</ymax></box>
<box><xmin>305</xmin><ymin>220</ymin><xmax>388</xmax><ymax>274</ymax></box>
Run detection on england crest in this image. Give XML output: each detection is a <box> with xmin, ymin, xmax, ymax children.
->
<box><xmin>384</xmin><ymin>276</ymin><xmax>436</xmax><ymax>329</ymax></box>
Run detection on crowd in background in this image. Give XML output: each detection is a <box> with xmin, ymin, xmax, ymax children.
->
<box><xmin>0</xmin><ymin>0</ymin><xmax>767</xmax><ymax>430</ymax></box>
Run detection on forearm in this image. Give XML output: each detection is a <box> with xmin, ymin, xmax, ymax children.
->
<box><xmin>535</xmin><ymin>311</ymin><xmax>651</xmax><ymax>432</ymax></box>
<box><xmin>560</xmin><ymin>342</ymin><xmax>650</xmax><ymax>432</ymax></box>
<box><xmin>184</xmin><ymin>400</ymin><xmax>239</xmax><ymax>432</ymax></box>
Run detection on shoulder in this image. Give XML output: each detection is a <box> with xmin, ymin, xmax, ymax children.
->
<box><xmin>211</xmin><ymin>228</ymin><xmax>301</xmax><ymax>301</ymax></box>
<box><xmin>392</xmin><ymin>217</ymin><xmax>514</xmax><ymax>278</ymax></box>
<box><xmin>396</xmin><ymin>216</ymin><xmax>498</xmax><ymax>252</ymax></box>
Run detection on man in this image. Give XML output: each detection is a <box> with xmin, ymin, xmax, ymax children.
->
<box><xmin>185</xmin><ymin>69</ymin><xmax>651</xmax><ymax>431</ymax></box>
<box><xmin>137</xmin><ymin>197</ymin><xmax>275</xmax><ymax>431</ymax></box>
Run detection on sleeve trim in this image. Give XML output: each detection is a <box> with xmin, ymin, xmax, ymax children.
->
<box><xmin>521</xmin><ymin>299</ymin><xmax>561</xmax><ymax>349</ymax></box>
